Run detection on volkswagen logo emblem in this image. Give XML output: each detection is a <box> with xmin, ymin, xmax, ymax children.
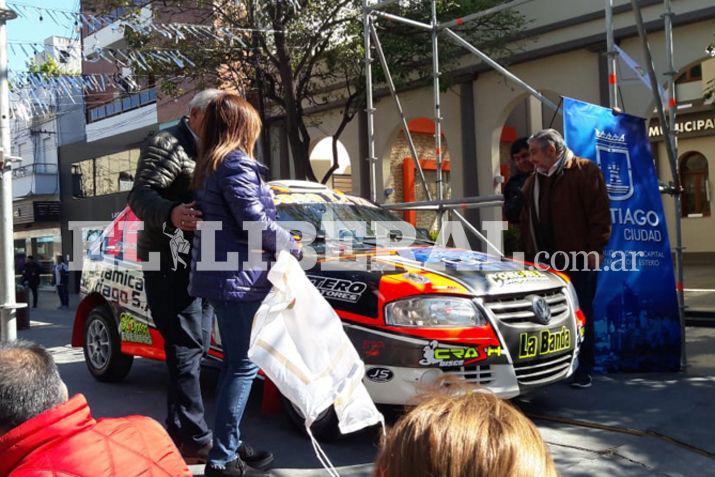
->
<box><xmin>529</xmin><ymin>295</ymin><xmax>551</xmax><ymax>325</ymax></box>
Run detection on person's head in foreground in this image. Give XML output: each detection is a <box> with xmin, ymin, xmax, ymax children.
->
<box><xmin>0</xmin><ymin>339</ymin><xmax>68</xmax><ymax>435</ymax></box>
<box><xmin>0</xmin><ymin>340</ymin><xmax>191</xmax><ymax>476</ymax></box>
<box><xmin>374</xmin><ymin>387</ymin><xmax>557</xmax><ymax>477</ymax></box>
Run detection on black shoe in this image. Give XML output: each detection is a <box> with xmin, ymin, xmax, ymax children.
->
<box><xmin>570</xmin><ymin>373</ymin><xmax>592</xmax><ymax>388</ymax></box>
<box><xmin>239</xmin><ymin>442</ymin><xmax>274</xmax><ymax>470</ymax></box>
<box><xmin>178</xmin><ymin>441</ymin><xmax>212</xmax><ymax>465</ymax></box>
<box><xmin>205</xmin><ymin>458</ymin><xmax>246</xmax><ymax>477</ymax></box>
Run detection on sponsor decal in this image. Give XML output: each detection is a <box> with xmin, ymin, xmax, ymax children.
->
<box><xmin>88</xmin><ymin>268</ymin><xmax>148</xmax><ymax>315</ymax></box>
<box><xmin>484</xmin><ymin>345</ymin><xmax>503</xmax><ymax>357</ymax></box>
<box><xmin>362</xmin><ymin>340</ymin><xmax>385</xmax><ymax>358</ymax></box>
<box><xmin>420</xmin><ymin>340</ymin><xmax>482</xmax><ymax>367</ymax></box>
<box><xmin>365</xmin><ymin>367</ymin><xmax>394</xmax><ymax>383</ymax></box>
<box><xmin>307</xmin><ymin>275</ymin><xmax>368</xmax><ymax>303</ymax></box>
<box><xmin>487</xmin><ymin>270</ymin><xmax>549</xmax><ymax>287</ymax></box>
<box><xmin>518</xmin><ymin>326</ymin><xmax>571</xmax><ymax>359</ymax></box>
<box><xmin>119</xmin><ymin>312</ymin><xmax>152</xmax><ymax>345</ymax></box>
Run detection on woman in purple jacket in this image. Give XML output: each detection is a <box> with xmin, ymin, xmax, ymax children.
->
<box><xmin>189</xmin><ymin>93</ymin><xmax>298</xmax><ymax>477</ymax></box>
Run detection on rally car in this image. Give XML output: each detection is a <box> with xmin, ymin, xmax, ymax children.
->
<box><xmin>72</xmin><ymin>180</ymin><xmax>585</xmax><ymax>435</ymax></box>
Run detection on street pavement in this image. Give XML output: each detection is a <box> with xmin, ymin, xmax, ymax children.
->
<box><xmin>15</xmin><ymin>290</ymin><xmax>715</xmax><ymax>477</ymax></box>
<box><xmin>683</xmin><ymin>262</ymin><xmax>715</xmax><ymax>319</ymax></box>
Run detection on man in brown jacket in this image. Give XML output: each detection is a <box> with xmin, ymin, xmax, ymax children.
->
<box><xmin>520</xmin><ymin>129</ymin><xmax>611</xmax><ymax>388</ymax></box>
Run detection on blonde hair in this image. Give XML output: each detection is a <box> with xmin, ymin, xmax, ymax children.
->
<box><xmin>375</xmin><ymin>388</ymin><xmax>557</xmax><ymax>477</ymax></box>
<box><xmin>192</xmin><ymin>92</ymin><xmax>262</xmax><ymax>189</ymax></box>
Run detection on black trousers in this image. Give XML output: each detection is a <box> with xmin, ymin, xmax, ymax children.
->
<box><xmin>56</xmin><ymin>284</ymin><xmax>69</xmax><ymax>307</ymax></box>
<box><xmin>570</xmin><ymin>270</ymin><xmax>598</xmax><ymax>374</ymax></box>
<box><xmin>28</xmin><ymin>283</ymin><xmax>39</xmax><ymax>307</ymax></box>
<box><xmin>144</xmin><ymin>267</ymin><xmax>213</xmax><ymax>448</ymax></box>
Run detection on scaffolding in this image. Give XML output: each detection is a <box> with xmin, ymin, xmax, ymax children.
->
<box><xmin>362</xmin><ymin>0</ymin><xmax>546</xmax><ymax>255</ymax></box>
<box><xmin>363</xmin><ymin>0</ymin><xmax>686</xmax><ymax>367</ymax></box>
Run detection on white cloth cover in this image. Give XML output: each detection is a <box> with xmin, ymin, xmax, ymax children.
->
<box><xmin>248</xmin><ymin>251</ymin><xmax>383</xmax><ymax>474</ymax></box>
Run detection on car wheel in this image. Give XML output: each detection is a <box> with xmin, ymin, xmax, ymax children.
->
<box><xmin>83</xmin><ymin>307</ymin><xmax>133</xmax><ymax>382</ymax></box>
<box><xmin>281</xmin><ymin>395</ymin><xmax>341</xmax><ymax>441</ymax></box>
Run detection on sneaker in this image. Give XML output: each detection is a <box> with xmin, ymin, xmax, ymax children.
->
<box><xmin>239</xmin><ymin>442</ymin><xmax>274</xmax><ymax>470</ymax></box>
<box><xmin>205</xmin><ymin>458</ymin><xmax>246</xmax><ymax>477</ymax></box>
<box><xmin>570</xmin><ymin>373</ymin><xmax>592</xmax><ymax>388</ymax></box>
<box><xmin>178</xmin><ymin>441</ymin><xmax>212</xmax><ymax>465</ymax></box>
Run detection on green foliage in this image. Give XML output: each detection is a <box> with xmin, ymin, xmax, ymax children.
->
<box><xmin>113</xmin><ymin>0</ymin><xmax>526</xmax><ymax>179</ymax></box>
<box><xmin>26</xmin><ymin>56</ymin><xmax>76</xmax><ymax>76</ymax></box>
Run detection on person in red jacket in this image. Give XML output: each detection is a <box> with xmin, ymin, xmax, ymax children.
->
<box><xmin>0</xmin><ymin>340</ymin><xmax>191</xmax><ymax>477</ymax></box>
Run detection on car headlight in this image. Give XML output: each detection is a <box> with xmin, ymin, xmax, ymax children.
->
<box><xmin>384</xmin><ymin>296</ymin><xmax>486</xmax><ymax>328</ymax></box>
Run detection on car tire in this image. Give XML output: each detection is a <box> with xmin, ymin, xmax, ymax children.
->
<box><xmin>83</xmin><ymin>307</ymin><xmax>133</xmax><ymax>382</ymax></box>
<box><xmin>281</xmin><ymin>395</ymin><xmax>341</xmax><ymax>441</ymax></box>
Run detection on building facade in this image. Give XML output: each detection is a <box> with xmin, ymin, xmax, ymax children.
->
<box><xmin>11</xmin><ymin>35</ymin><xmax>83</xmax><ymax>287</ymax></box>
<box><xmin>60</xmin><ymin>1</ymin><xmax>715</xmax><ymax>272</ymax></box>
<box><xmin>59</xmin><ymin>1</ymin><xmax>209</xmax><ymax>290</ymax></box>
<box><xmin>283</xmin><ymin>0</ymin><xmax>715</xmax><ymax>260</ymax></box>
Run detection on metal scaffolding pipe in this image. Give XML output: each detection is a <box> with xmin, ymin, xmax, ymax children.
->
<box><xmin>381</xmin><ymin>195</ymin><xmax>503</xmax><ymax>210</ymax></box>
<box><xmin>369</xmin><ymin>22</ymin><xmax>433</xmax><ymax>201</ymax></box>
<box><xmin>370</xmin><ymin>10</ymin><xmax>432</xmax><ymax>31</ymax></box>
<box><xmin>431</xmin><ymin>0</ymin><xmax>445</xmax><ymax>241</ymax></box>
<box><xmin>663</xmin><ymin>0</ymin><xmax>686</xmax><ymax>369</ymax></box>
<box><xmin>605</xmin><ymin>0</ymin><xmax>618</xmax><ymax>108</ymax></box>
<box><xmin>630</xmin><ymin>0</ymin><xmax>686</xmax><ymax>368</ymax></box>
<box><xmin>442</xmin><ymin>28</ymin><xmax>560</xmax><ymax>112</ymax></box>
<box><xmin>438</xmin><ymin>0</ymin><xmax>533</xmax><ymax>30</ymax></box>
<box><xmin>453</xmin><ymin>209</ymin><xmax>504</xmax><ymax>258</ymax></box>
<box><xmin>363</xmin><ymin>2</ymin><xmax>378</xmax><ymax>203</ymax></box>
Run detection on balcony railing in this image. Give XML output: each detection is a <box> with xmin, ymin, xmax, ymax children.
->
<box><xmin>12</xmin><ymin>163</ymin><xmax>58</xmax><ymax>179</ymax></box>
<box><xmin>86</xmin><ymin>88</ymin><xmax>157</xmax><ymax>124</ymax></box>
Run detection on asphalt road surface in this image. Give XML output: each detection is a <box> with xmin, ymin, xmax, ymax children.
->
<box><xmin>18</xmin><ymin>291</ymin><xmax>715</xmax><ymax>476</ymax></box>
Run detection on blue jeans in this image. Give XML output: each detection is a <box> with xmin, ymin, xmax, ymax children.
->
<box><xmin>208</xmin><ymin>300</ymin><xmax>262</xmax><ymax>468</ymax></box>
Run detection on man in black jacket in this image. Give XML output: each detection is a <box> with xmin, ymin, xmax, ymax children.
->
<box><xmin>129</xmin><ymin>89</ymin><xmax>218</xmax><ymax>464</ymax></box>
<box><xmin>130</xmin><ymin>89</ymin><xmax>274</xmax><ymax>470</ymax></box>
<box><xmin>22</xmin><ymin>256</ymin><xmax>42</xmax><ymax>308</ymax></box>
<box><xmin>503</xmin><ymin>137</ymin><xmax>533</xmax><ymax>225</ymax></box>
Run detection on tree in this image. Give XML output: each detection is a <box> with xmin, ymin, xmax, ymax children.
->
<box><xmin>107</xmin><ymin>0</ymin><xmax>525</xmax><ymax>181</ymax></box>
<box><xmin>26</xmin><ymin>56</ymin><xmax>78</xmax><ymax>76</ymax></box>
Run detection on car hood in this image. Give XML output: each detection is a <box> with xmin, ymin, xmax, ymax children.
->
<box><xmin>360</xmin><ymin>246</ymin><xmax>566</xmax><ymax>296</ymax></box>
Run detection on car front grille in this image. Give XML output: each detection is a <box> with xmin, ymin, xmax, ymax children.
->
<box><xmin>483</xmin><ymin>288</ymin><xmax>569</xmax><ymax>325</ymax></box>
<box><xmin>443</xmin><ymin>364</ymin><xmax>493</xmax><ymax>385</ymax></box>
<box><xmin>513</xmin><ymin>352</ymin><xmax>572</xmax><ymax>385</ymax></box>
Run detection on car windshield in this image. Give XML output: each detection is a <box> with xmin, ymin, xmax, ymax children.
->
<box><xmin>276</xmin><ymin>201</ymin><xmax>432</xmax><ymax>244</ymax></box>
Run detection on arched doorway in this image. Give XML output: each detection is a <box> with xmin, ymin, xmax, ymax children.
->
<box><xmin>382</xmin><ymin>117</ymin><xmax>451</xmax><ymax>233</ymax></box>
<box><xmin>498</xmin><ymin>91</ymin><xmax>561</xmax><ymax>254</ymax></box>
<box><xmin>309</xmin><ymin>137</ymin><xmax>352</xmax><ymax>193</ymax></box>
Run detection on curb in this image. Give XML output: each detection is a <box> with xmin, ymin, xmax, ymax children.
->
<box><xmin>685</xmin><ymin>308</ymin><xmax>715</xmax><ymax>327</ymax></box>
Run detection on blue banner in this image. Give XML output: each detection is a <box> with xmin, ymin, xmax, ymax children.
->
<box><xmin>563</xmin><ymin>97</ymin><xmax>681</xmax><ymax>372</ymax></box>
